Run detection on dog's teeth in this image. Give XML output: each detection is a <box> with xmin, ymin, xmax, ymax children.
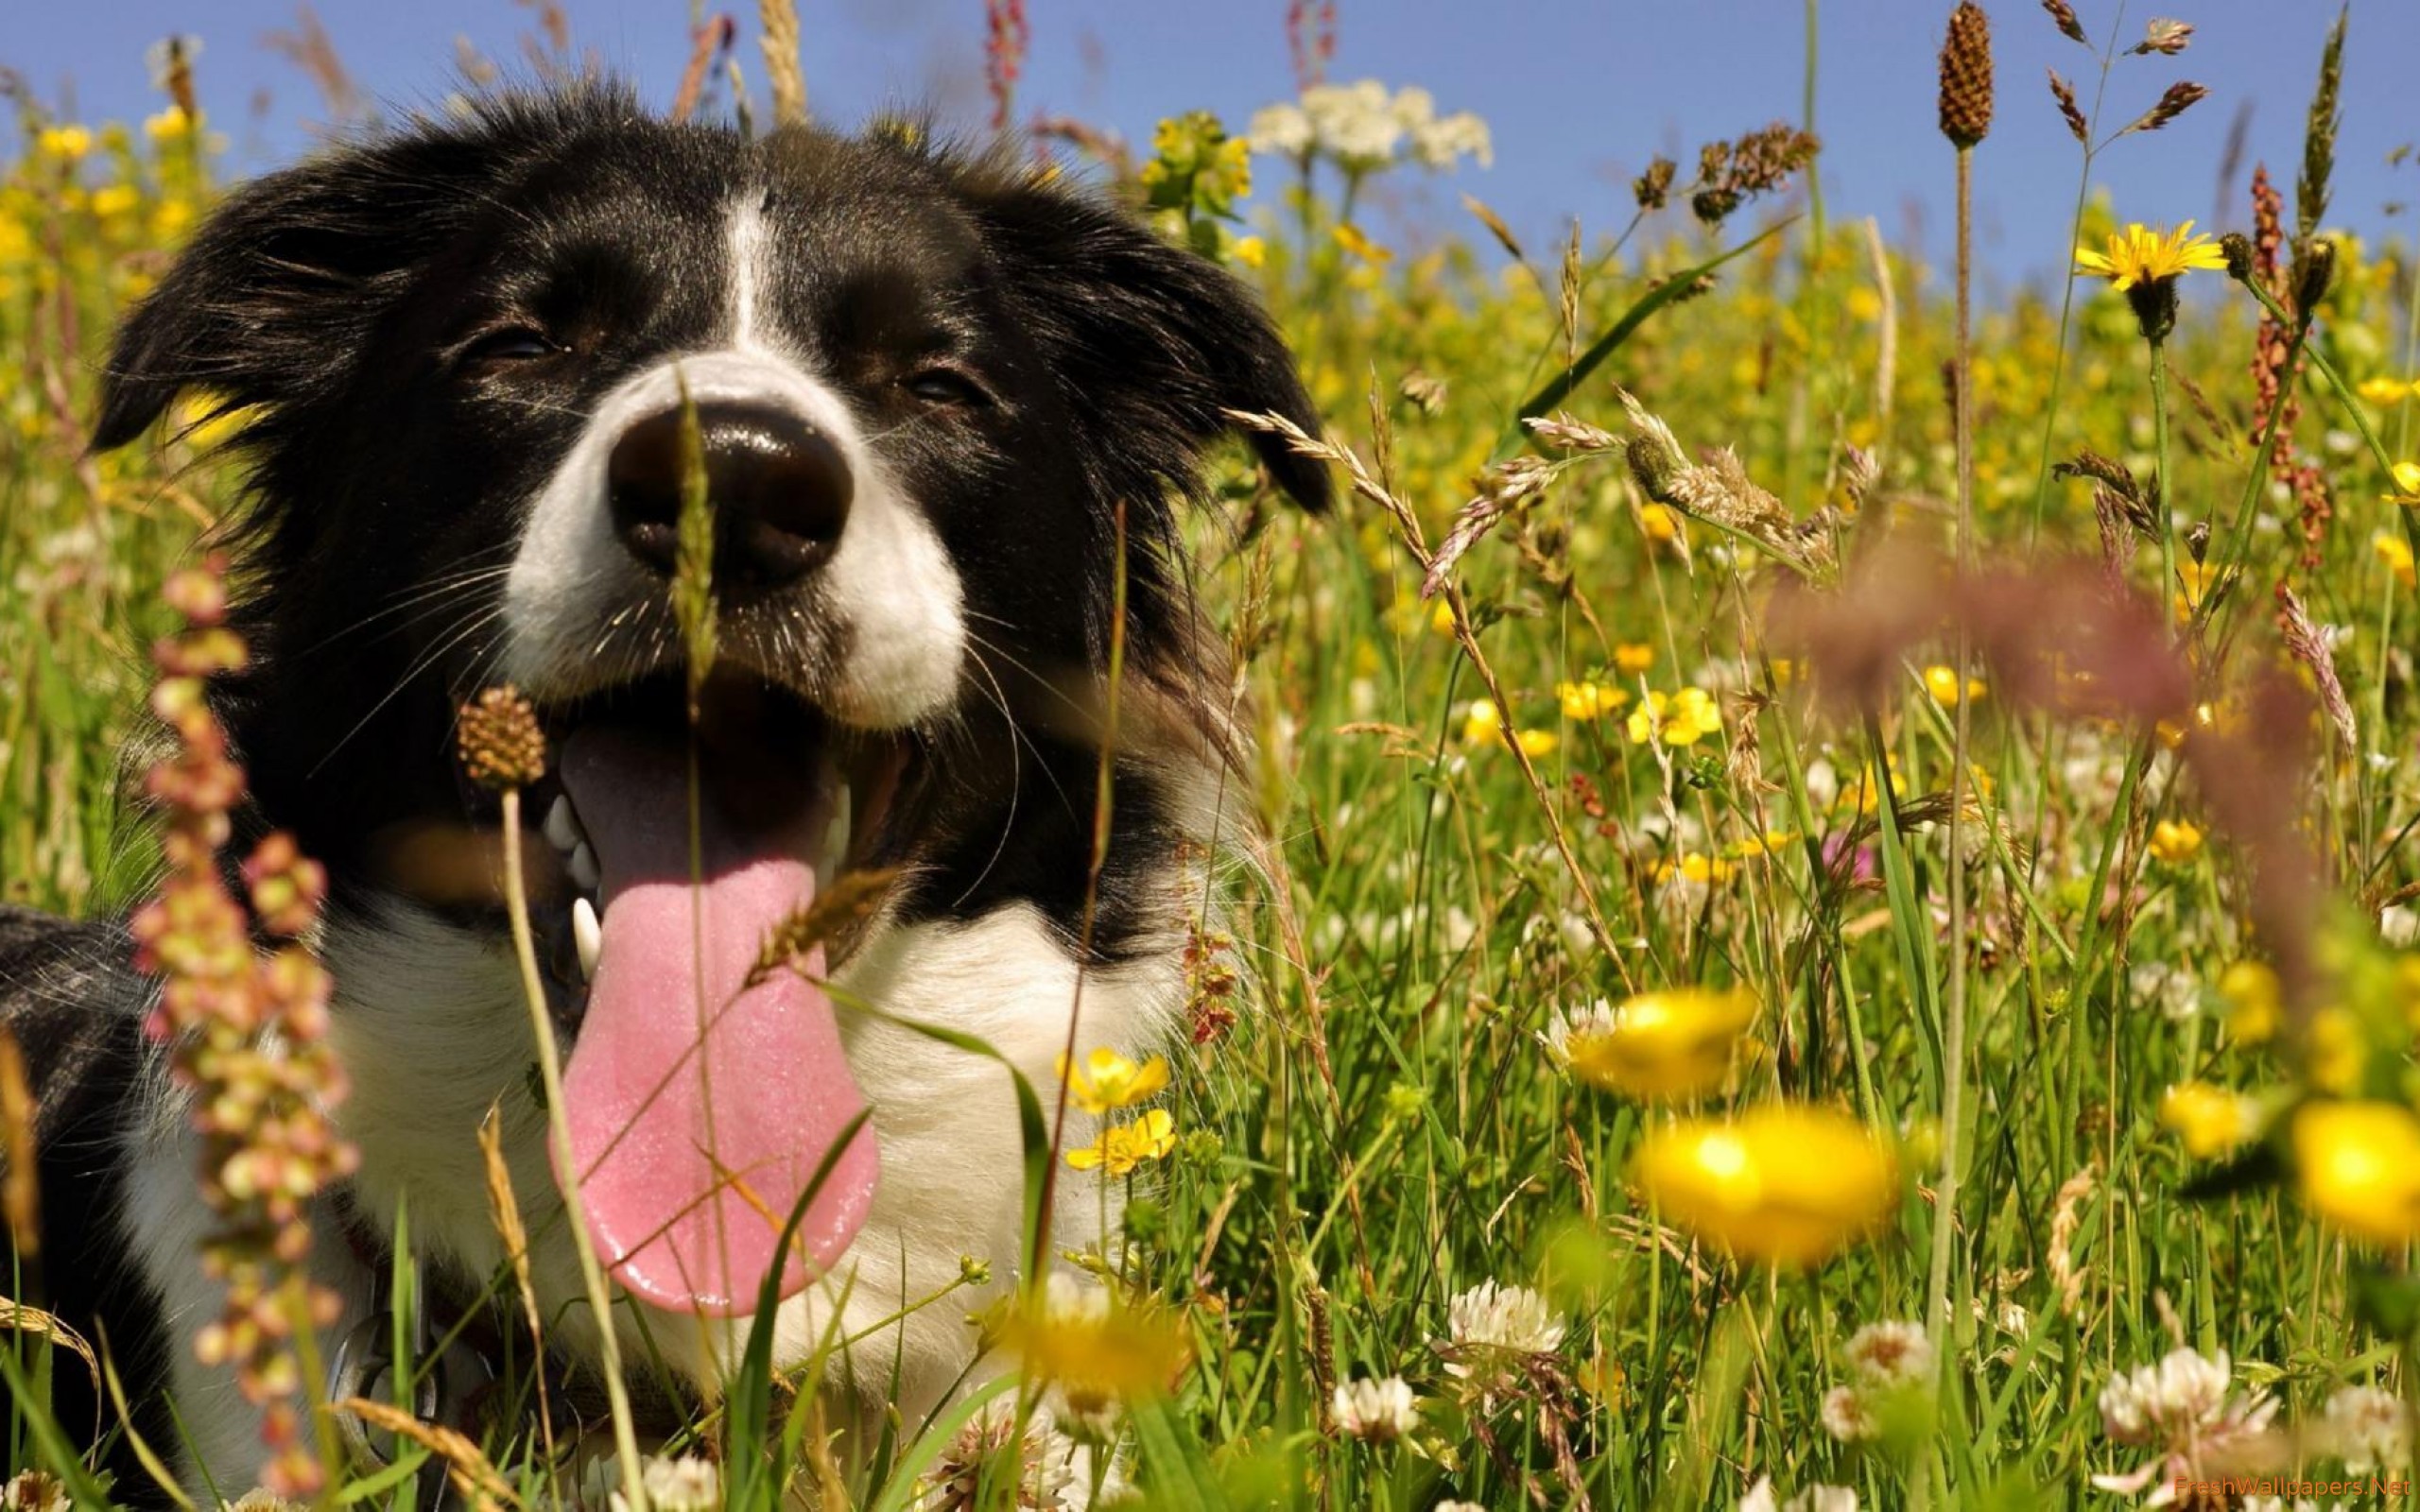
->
<box><xmin>568</xmin><ymin>841</ymin><xmax>600</xmax><ymax>892</ymax></box>
<box><xmin>821</xmin><ymin>782</ymin><xmax>852</xmax><ymax>880</ymax></box>
<box><xmin>544</xmin><ymin>795</ymin><xmax>581</xmax><ymax>853</ymax></box>
<box><xmin>571</xmin><ymin>896</ymin><xmax>601</xmax><ymax>981</ymax></box>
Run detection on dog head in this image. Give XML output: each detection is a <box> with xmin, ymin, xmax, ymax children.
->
<box><xmin>98</xmin><ymin>83</ymin><xmax>1323</xmax><ymax>1321</ymax></box>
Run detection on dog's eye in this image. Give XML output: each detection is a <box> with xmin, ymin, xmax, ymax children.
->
<box><xmin>901</xmin><ymin>367</ymin><xmax>990</xmax><ymax>409</ymax></box>
<box><xmin>458</xmin><ymin>326</ymin><xmax>562</xmax><ymax>370</ymax></box>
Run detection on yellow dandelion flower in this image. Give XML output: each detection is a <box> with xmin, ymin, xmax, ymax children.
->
<box><xmin>2159</xmin><ymin>1082</ymin><xmax>2257</xmax><ymax>1160</ymax></box>
<box><xmin>2218</xmin><ymin>960</ymin><xmax>2282</xmax><ymax>1045</ymax></box>
<box><xmin>1066</xmin><ymin>1108</ymin><xmax>1177</xmax><ymax>1176</ymax></box>
<box><xmin>1639</xmin><ymin>503</ymin><xmax>1681</xmax><ymax>542</ymax></box>
<box><xmin>2375</xmin><ymin>530</ymin><xmax>2416</xmax><ymax>589</ymax></box>
<box><xmin>2148</xmin><ymin>819</ymin><xmax>2204</xmax><ymax>865</ymax></box>
<box><xmin>1551</xmin><ymin>988</ymin><xmax>1757</xmax><ymax>1102</ymax></box>
<box><xmin>2359</xmin><ymin>375</ymin><xmax>2411</xmax><ymax>405</ymax></box>
<box><xmin>2386</xmin><ymin>461</ymin><xmax>2420</xmax><ymax>506</ymax></box>
<box><xmin>2072</xmin><ymin>220</ymin><xmax>2227</xmax><ymax>292</ymax></box>
<box><xmin>1614</xmin><ymin>642</ymin><xmax>1656</xmax><ymax>676</ymax></box>
<box><xmin>2293</xmin><ymin>1101</ymin><xmax>2420</xmax><ymax>1246</ymax></box>
<box><xmin>1632</xmin><ymin>1103</ymin><xmax>1898</xmax><ymax>1268</ymax></box>
<box><xmin>1922</xmin><ymin>664</ymin><xmax>1986</xmax><ymax>707</ymax></box>
<box><xmin>1059</xmin><ymin>1047</ymin><xmax>1170</xmax><ymax>1116</ymax></box>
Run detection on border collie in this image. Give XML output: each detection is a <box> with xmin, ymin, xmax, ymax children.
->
<box><xmin>0</xmin><ymin>82</ymin><xmax>1324</xmax><ymax>1495</ymax></box>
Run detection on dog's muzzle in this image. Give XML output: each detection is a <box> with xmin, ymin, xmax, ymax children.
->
<box><xmin>606</xmin><ymin>399</ymin><xmax>853</xmax><ymax>598</ymax></box>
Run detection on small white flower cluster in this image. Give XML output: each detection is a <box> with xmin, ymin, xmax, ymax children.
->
<box><xmin>919</xmin><ymin>1399</ymin><xmax>1086</xmax><ymax>1511</ymax></box>
<box><xmin>2319</xmin><ymin>1383</ymin><xmax>2410</xmax><ymax>1474</ymax></box>
<box><xmin>610</xmin><ymin>1455</ymin><xmax>720</xmax><ymax>1512</ymax></box>
<box><xmin>1740</xmin><ymin>1475</ymin><xmax>1859</xmax><ymax>1512</ymax></box>
<box><xmin>1443</xmin><ymin>1279</ymin><xmax>1566</xmax><ymax>1366</ymax></box>
<box><xmin>1248</xmin><ymin>79</ymin><xmax>1491</xmax><ymax>173</ymax></box>
<box><xmin>1330</xmin><ymin>1374</ymin><xmax>1421</xmax><ymax>1442</ymax></box>
<box><xmin>1</xmin><ymin>1473</ymin><xmax>69</xmax><ymax>1512</ymax></box>
<box><xmin>1821</xmin><ymin>1321</ymin><xmax>1935</xmax><ymax>1443</ymax></box>
<box><xmin>2092</xmin><ymin>1347</ymin><xmax>2279</xmax><ymax>1500</ymax></box>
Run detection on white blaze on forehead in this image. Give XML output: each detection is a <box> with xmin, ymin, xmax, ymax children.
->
<box><xmin>494</xmin><ymin>193</ymin><xmax>966</xmax><ymax>726</ymax></box>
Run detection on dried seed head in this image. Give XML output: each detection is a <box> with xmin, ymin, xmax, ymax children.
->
<box><xmin>457</xmin><ymin>687</ymin><xmax>548</xmax><ymax>791</ymax></box>
<box><xmin>1940</xmin><ymin>3</ymin><xmax>1996</xmax><ymax>148</ymax></box>
<box><xmin>2294</xmin><ymin>236</ymin><xmax>2337</xmax><ymax>316</ymax></box>
<box><xmin>2129</xmin><ymin>80</ymin><xmax>2208</xmax><ymax>134</ymax></box>
<box><xmin>2048</xmin><ymin>70</ymin><xmax>2089</xmax><ymax>145</ymax></box>
<box><xmin>2129</xmin><ymin>16</ymin><xmax>2193</xmax><ymax>54</ymax></box>
<box><xmin>2219</xmin><ymin>231</ymin><xmax>2256</xmax><ymax>282</ymax></box>
<box><xmin>1633</xmin><ymin>155</ymin><xmax>1676</xmax><ymax>212</ymax></box>
<box><xmin>2041</xmin><ymin>0</ymin><xmax>2088</xmax><ymax>44</ymax></box>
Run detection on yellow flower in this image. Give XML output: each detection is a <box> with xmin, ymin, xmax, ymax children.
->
<box><xmin>2219</xmin><ymin>960</ymin><xmax>2282</xmax><ymax>1045</ymax></box>
<box><xmin>1429</xmin><ymin>598</ymin><xmax>1458</xmax><ymax>637</ymax></box>
<box><xmin>1066</xmin><ymin>1108</ymin><xmax>1177</xmax><ymax>1176</ymax></box>
<box><xmin>2293</xmin><ymin>1100</ymin><xmax>2420</xmax><ymax>1246</ymax></box>
<box><xmin>2148</xmin><ymin>819</ymin><xmax>2204</xmax><ymax>865</ymax></box>
<box><xmin>1551</xmin><ymin>988</ymin><xmax>1758</xmax><ymax>1102</ymax></box>
<box><xmin>1625</xmin><ymin>687</ymin><xmax>1722</xmax><ymax>748</ymax></box>
<box><xmin>1461</xmin><ymin>697</ymin><xmax>1507</xmax><ymax>747</ymax></box>
<box><xmin>1632</xmin><ymin>1103</ymin><xmax>1898</xmax><ymax>1268</ymax></box>
<box><xmin>36</xmin><ymin>124</ymin><xmax>93</xmax><ymax>160</ymax></box>
<box><xmin>2375</xmin><ymin>530</ymin><xmax>2416</xmax><ymax>589</ymax></box>
<box><xmin>2307</xmin><ymin>1007</ymin><xmax>2366</xmax><ymax>1096</ymax></box>
<box><xmin>1557</xmin><ymin>679</ymin><xmax>1629</xmax><ymax>721</ymax></box>
<box><xmin>2359</xmin><ymin>375</ymin><xmax>2411</xmax><ymax>405</ymax></box>
<box><xmin>89</xmin><ymin>183</ymin><xmax>139</xmax><ymax>220</ymax></box>
<box><xmin>1720</xmin><ymin>830</ymin><xmax>1799</xmax><ymax>860</ymax></box>
<box><xmin>1614</xmin><ymin>642</ymin><xmax>1656</xmax><ymax>676</ymax></box>
<box><xmin>2387</xmin><ymin>461</ymin><xmax>2420</xmax><ymax>506</ymax></box>
<box><xmin>1059</xmin><ymin>1047</ymin><xmax>1170</xmax><ymax>1115</ymax></box>
<box><xmin>1333</xmin><ymin>221</ymin><xmax>1392</xmax><ymax>263</ymax></box>
<box><xmin>1231</xmin><ymin>234</ymin><xmax>1267</xmax><ymax>269</ymax></box>
<box><xmin>1922</xmin><ymin>664</ymin><xmax>1985</xmax><ymax>707</ymax></box>
<box><xmin>2159</xmin><ymin>1082</ymin><xmax>2256</xmax><ymax>1160</ymax></box>
<box><xmin>144</xmin><ymin>107</ymin><xmax>200</xmax><ymax>143</ymax></box>
<box><xmin>1653</xmin><ymin>852</ymin><xmax>1738</xmax><ymax>889</ymax></box>
<box><xmin>173</xmin><ymin>394</ymin><xmax>258</xmax><ymax>453</ymax></box>
<box><xmin>1639</xmin><ymin>503</ymin><xmax>1681</xmax><ymax>542</ymax></box>
<box><xmin>2172</xmin><ymin>558</ymin><xmax>2221</xmax><ymax>624</ymax></box>
<box><xmin>2072</xmin><ymin>220</ymin><xmax>2227</xmax><ymax>291</ymax></box>
<box><xmin>1514</xmin><ymin>727</ymin><xmax>1559</xmax><ymax>758</ymax></box>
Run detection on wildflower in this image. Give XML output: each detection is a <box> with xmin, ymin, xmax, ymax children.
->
<box><xmin>1231</xmin><ymin>234</ymin><xmax>1266</xmax><ymax>269</ymax></box>
<box><xmin>1615</xmin><ymin>642</ymin><xmax>1656</xmax><ymax>675</ymax></box>
<box><xmin>1066</xmin><ymin>1108</ymin><xmax>1176</xmax><ymax>1176</ymax></box>
<box><xmin>1058</xmin><ymin>1047</ymin><xmax>1170</xmax><ymax>1115</ymax></box>
<box><xmin>35</xmin><ymin>124</ymin><xmax>92</xmax><ymax>160</ymax></box>
<box><xmin>1652</xmin><ymin>852</ymin><xmax>1738</xmax><ymax>892</ymax></box>
<box><xmin>1393</xmin><ymin>85</ymin><xmax>1494</xmax><ymax>169</ymax></box>
<box><xmin>611</xmin><ymin>1455</ymin><xmax>720</xmax><ymax>1512</ymax></box>
<box><xmin>2074</xmin><ymin>221</ymin><xmax>2229</xmax><ymax>292</ymax></box>
<box><xmin>999</xmin><ymin>1274</ymin><xmax>1185</xmax><ymax>1440</ymax></box>
<box><xmin>1333</xmin><ymin>221</ymin><xmax>1391</xmax><ymax>263</ymax></box>
<box><xmin>2374</xmin><ymin>530</ymin><xmax>2415</xmax><ymax>589</ymax></box>
<box><xmin>918</xmin><ymin>1400</ymin><xmax>1083</xmax><ymax>1510</ymax></box>
<box><xmin>1922</xmin><ymin>664</ymin><xmax>1986</xmax><ymax>706</ymax></box>
<box><xmin>145</xmin><ymin>106</ymin><xmax>200</xmax><ymax>143</ymax></box>
<box><xmin>1632</xmin><ymin>1103</ymin><xmax>1899</xmax><ymax>1268</ymax></box>
<box><xmin>1440</xmin><ymin>1280</ymin><xmax>1564</xmax><ymax>1386</ymax></box>
<box><xmin>1545</xmin><ymin>988</ymin><xmax>1757</xmax><ymax>1102</ymax></box>
<box><xmin>2320</xmin><ymin>1383</ymin><xmax>2410</xmax><ymax>1472</ymax></box>
<box><xmin>1845</xmin><ymin>1320</ymin><xmax>1936</xmax><ymax>1389</ymax></box>
<box><xmin>1626</xmin><ymin>686</ymin><xmax>1723</xmax><ymax>747</ymax></box>
<box><xmin>2358</xmin><ymin>375</ymin><xmax>2411</xmax><ymax>405</ymax></box>
<box><xmin>2094</xmin><ymin>1346</ymin><xmax>2278</xmax><ymax>1499</ymax></box>
<box><xmin>1557</xmin><ymin>679</ymin><xmax>1628</xmax><ymax>721</ymax></box>
<box><xmin>2148</xmin><ymin>819</ymin><xmax>2203</xmax><ymax>864</ymax></box>
<box><xmin>2306</xmin><ymin>1007</ymin><xmax>2366</xmax><ymax>1095</ymax></box>
<box><xmin>1821</xmin><ymin>1384</ymin><xmax>1877</xmax><ymax>1442</ymax></box>
<box><xmin>2387</xmin><ymin>461</ymin><xmax>2420</xmax><ymax>506</ymax></box>
<box><xmin>1246</xmin><ymin>102</ymin><xmax>1314</xmax><ymax>157</ymax></box>
<box><xmin>2293</xmin><ymin>1101</ymin><xmax>2420</xmax><ymax>1246</ymax></box>
<box><xmin>2173</xmin><ymin>558</ymin><xmax>2220</xmax><ymax>622</ymax></box>
<box><xmin>1740</xmin><ymin>1477</ymin><xmax>1859</xmax><ymax>1512</ymax></box>
<box><xmin>1330</xmin><ymin>1375</ymin><xmax>1419</xmax><ymax>1442</ymax></box>
<box><xmin>0</xmin><ymin>1472</ymin><xmax>67</xmax><ymax>1512</ymax></box>
<box><xmin>1429</xmin><ymin>598</ymin><xmax>1457</xmax><ymax>637</ymax></box>
<box><xmin>1461</xmin><ymin>698</ymin><xmax>1506</xmax><ymax>746</ymax></box>
<box><xmin>90</xmin><ymin>183</ymin><xmax>139</xmax><ymax>219</ymax></box>
<box><xmin>456</xmin><ymin>685</ymin><xmax>548</xmax><ymax>790</ymax></box>
<box><xmin>1301</xmin><ymin>79</ymin><xmax>1405</xmax><ymax>168</ymax></box>
<box><xmin>2130</xmin><ymin>962</ymin><xmax>2200</xmax><ymax>1022</ymax></box>
<box><xmin>2158</xmin><ymin>1082</ymin><xmax>2257</xmax><ymax>1160</ymax></box>
<box><xmin>1937</xmin><ymin>2</ymin><xmax>1995</xmax><ymax>148</ymax></box>
<box><xmin>1639</xmin><ymin>501</ymin><xmax>1681</xmax><ymax>541</ymax></box>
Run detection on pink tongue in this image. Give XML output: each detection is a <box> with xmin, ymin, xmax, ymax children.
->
<box><xmin>556</xmin><ymin>728</ymin><xmax>879</xmax><ymax>1316</ymax></box>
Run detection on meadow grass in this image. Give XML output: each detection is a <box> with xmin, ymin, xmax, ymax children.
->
<box><xmin>7</xmin><ymin>3</ymin><xmax>2420</xmax><ymax>1508</ymax></box>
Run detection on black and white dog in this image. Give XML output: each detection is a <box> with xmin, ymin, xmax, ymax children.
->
<box><xmin>0</xmin><ymin>82</ymin><xmax>1323</xmax><ymax>1493</ymax></box>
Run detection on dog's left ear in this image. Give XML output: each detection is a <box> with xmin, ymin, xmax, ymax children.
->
<box><xmin>965</xmin><ymin>175</ymin><xmax>1333</xmax><ymax>513</ymax></box>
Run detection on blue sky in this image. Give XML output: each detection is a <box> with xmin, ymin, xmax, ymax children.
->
<box><xmin>10</xmin><ymin>1</ymin><xmax>2417</xmax><ymax>292</ymax></box>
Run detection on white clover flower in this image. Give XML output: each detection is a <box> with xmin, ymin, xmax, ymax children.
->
<box><xmin>2321</xmin><ymin>1383</ymin><xmax>2410</xmax><ymax>1473</ymax></box>
<box><xmin>918</xmin><ymin>1400</ymin><xmax>1083</xmax><ymax>1511</ymax></box>
<box><xmin>1845</xmin><ymin>1321</ymin><xmax>1935</xmax><ymax>1391</ymax></box>
<box><xmin>1821</xmin><ymin>1383</ymin><xmax>1877</xmax><ymax>1443</ymax></box>
<box><xmin>3</xmin><ymin>1474</ymin><xmax>70</xmax><ymax>1512</ymax></box>
<box><xmin>611</xmin><ymin>1455</ymin><xmax>720</xmax><ymax>1512</ymax></box>
<box><xmin>1331</xmin><ymin>1375</ymin><xmax>1420</xmax><ymax>1442</ymax></box>
<box><xmin>1444</xmin><ymin>1279</ymin><xmax>1565</xmax><ymax>1365</ymax></box>
<box><xmin>2093</xmin><ymin>1347</ymin><xmax>2279</xmax><ymax>1500</ymax></box>
<box><xmin>1741</xmin><ymin>1477</ymin><xmax>1860</xmax><ymax>1512</ymax></box>
<box><xmin>1247</xmin><ymin>102</ymin><xmax>1313</xmax><ymax>157</ymax></box>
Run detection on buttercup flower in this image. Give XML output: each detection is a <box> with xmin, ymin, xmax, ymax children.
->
<box><xmin>2158</xmin><ymin>1082</ymin><xmax>2257</xmax><ymax>1160</ymax></box>
<box><xmin>2218</xmin><ymin>961</ymin><xmax>2282</xmax><ymax>1044</ymax></box>
<box><xmin>1615</xmin><ymin>641</ymin><xmax>1656</xmax><ymax>675</ymax></box>
<box><xmin>2359</xmin><ymin>375</ymin><xmax>2411</xmax><ymax>405</ymax></box>
<box><xmin>1059</xmin><ymin>1047</ymin><xmax>1170</xmax><ymax>1115</ymax></box>
<box><xmin>2385</xmin><ymin>460</ymin><xmax>2420</xmax><ymax>506</ymax></box>
<box><xmin>1545</xmin><ymin>987</ymin><xmax>1757</xmax><ymax>1102</ymax></box>
<box><xmin>2293</xmin><ymin>1101</ymin><xmax>2420</xmax><ymax>1246</ymax></box>
<box><xmin>1558</xmin><ymin>679</ymin><xmax>1628</xmax><ymax>720</ymax></box>
<box><xmin>1066</xmin><ymin>1108</ymin><xmax>1177</xmax><ymax>1176</ymax></box>
<box><xmin>1923</xmin><ymin>664</ymin><xmax>1986</xmax><ymax>706</ymax></box>
<box><xmin>1330</xmin><ymin>1375</ymin><xmax>1420</xmax><ymax>1442</ymax></box>
<box><xmin>2147</xmin><ymin>819</ymin><xmax>2203</xmax><ymax>864</ymax></box>
<box><xmin>1626</xmin><ymin>686</ymin><xmax>1723</xmax><ymax>747</ymax></box>
<box><xmin>2375</xmin><ymin>530</ymin><xmax>2415</xmax><ymax>589</ymax></box>
<box><xmin>1632</xmin><ymin>1103</ymin><xmax>1898</xmax><ymax>1267</ymax></box>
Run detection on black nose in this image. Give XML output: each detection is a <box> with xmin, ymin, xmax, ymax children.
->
<box><xmin>607</xmin><ymin>400</ymin><xmax>853</xmax><ymax>595</ymax></box>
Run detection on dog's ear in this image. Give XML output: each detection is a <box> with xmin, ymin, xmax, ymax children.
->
<box><xmin>962</xmin><ymin>173</ymin><xmax>1333</xmax><ymax>513</ymax></box>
